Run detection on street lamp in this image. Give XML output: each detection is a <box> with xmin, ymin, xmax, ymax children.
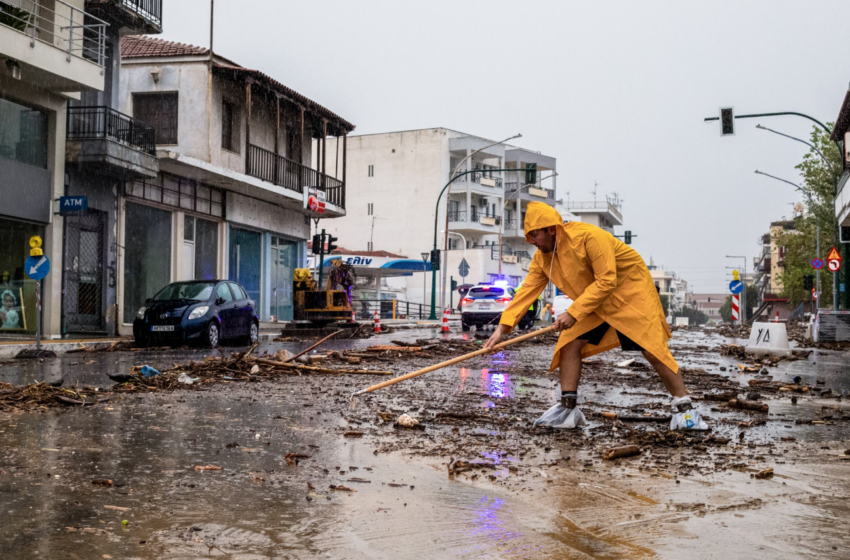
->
<box><xmin>755</xmin><ymin>124</ymin><xmax>832</xmax><ymax>167</ymax></box>
<box><xmin>421</xmin><ymin>252</ymin><xmax>429</xmax><ymax>319</ymax></box>
<box><xmin>497</xmin><ymin>172</ymin><xmax>558</xmax><ymax>274</ymax></box>
<box><xmin>440</xmin><ymin>230</ymin><xmax>467</xmax><ymax>260</ymax></box>
<box><xmin>439</xmin><ymin>134</ymin><xmax>522</xmax><ymax>314</ymax></box>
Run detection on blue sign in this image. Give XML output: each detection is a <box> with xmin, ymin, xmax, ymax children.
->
<box><xmin>25</xmin><ymin>256</ymin><xmax>50</xmax><ymax>280</ymax></box>
<box><xmin>59</xmin><ymin>196</ymin><xmax>87</xmax><ymax>215</ymax></box>
<box><xmin>812</xmin><ymin>258</ymin><xmax>824</xmax><ymax>270</ymax></box>
<box><xmin>728</xmin><ymin>280</ymin><xmax>743</xmax><ymax>294</ymax></box>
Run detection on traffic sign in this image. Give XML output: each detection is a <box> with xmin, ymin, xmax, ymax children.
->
<box><xmin>458</xmin><ymin>258</ymin><xmax>470</xmax><ymax>278</ymax></box>
<box><xmin>811</xmin><ymin>258</ymin><xmax>824</xmax><ymax>270</ymax></box>
<box><xmin>828</xmin><ymin>259</ymin><xmax>841</xmax><ymax>272</ymax></box>
<box><xmin>827</xmin><ymin>246</ymin><xmax>842</xmax><ymax>261</ymax></box>
<box><xmin>25</xmin><ymin>255</ymin><xmax>50</xmax><ymax>280</ymax></box>
<box><xmin>728</xmin><ymin>280</ymin><xmax>743</xmax><ymax>294</ymax></box>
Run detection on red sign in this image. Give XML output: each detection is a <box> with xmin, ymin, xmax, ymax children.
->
<box><xmin>308</xmin><ymin>195</ymin><xmax>325</xmax><ymax>214</ymax></box>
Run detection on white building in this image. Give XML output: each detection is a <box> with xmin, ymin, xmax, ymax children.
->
<box><xmin>115</xmin><ymin>35</ymin><xmax>353</xmax><ymax>333</ymax></box>
<box><xmin>319</xmin><ymin>128</ymin><xmax>558</xmax><ymax>308</ymax></box>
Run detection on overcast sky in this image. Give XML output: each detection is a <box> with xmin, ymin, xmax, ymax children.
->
<box><xmin>157</xmin><ymin>0</ymin><xmax>849</xmax><ymax>292</ymax></box>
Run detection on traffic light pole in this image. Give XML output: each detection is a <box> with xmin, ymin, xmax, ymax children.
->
<box><xmin>318</xmin><ymin>229</ymin><xmax>326</xmax><ymax>289</ymax></box>
<box><xmin>430</xmin><ymin>167</ymin><xmax>538</xmax><ymax>320</ymax></box>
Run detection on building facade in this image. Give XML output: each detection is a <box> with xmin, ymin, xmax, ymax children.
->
<box><xmin>113</xmin><ymin>35</ymin><xmax>352</xmax><ymax>334</ymax></box>
<box><xmin>1</xmin><ymin>0</ymin><xmax>109</xmax><ymax>337</ymax></box>
<box><xmin>318</xmin><ymin>128</ymin><xmax>558</xmax><ymax>306</ymax></box>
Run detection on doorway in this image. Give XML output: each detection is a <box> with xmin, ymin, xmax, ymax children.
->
<box><xmin>63</xmin><ymin>209</ymin><xmax>106</xmax><ymax>332</ymax></box>
<box><xmin>271</xmin><ymin>236</ymin><xmax>297</xmax><ymax>321</ymax></box>
<box><xmin>229</xmin><ymin>227</ymin><xmax>262</xmax><ymax>306</ymax></box>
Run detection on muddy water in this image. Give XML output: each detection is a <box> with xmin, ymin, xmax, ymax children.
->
<box><xmin>1</xmin><ymin>326</ymin><xmax>850</xmax><ymax>559</ymax></box>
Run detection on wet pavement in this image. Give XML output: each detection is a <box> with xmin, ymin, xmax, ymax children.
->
<box><xmin>1</xmin><ymin>325</ymin><xmax>849</xmax><ymax>559</ymax></box>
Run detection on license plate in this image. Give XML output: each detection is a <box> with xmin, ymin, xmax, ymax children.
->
<box><xmin>477</xmin><ymin>305</ymin><xmax>491</xmax><ymax>310</ymax></box>
<box><xmin>151</xmin><ymin>325</ymin><xmax>174</xmax><ymax>332</ymax></box>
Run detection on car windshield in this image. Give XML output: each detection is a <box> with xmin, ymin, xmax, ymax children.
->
<box><xmin>153</xmin><ymin>282</ymin><xmax>215</xmax><ymax>302</ymax></box>
<box><xmin>469</xmin><ymin>287</ymin><xmax>506</xmax><ymax>299</ymax></box>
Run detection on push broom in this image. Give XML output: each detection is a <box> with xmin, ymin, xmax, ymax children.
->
<box><xmin>350</xmin><ymin>324</ymin><xmax>558</xmax><ymax>407</ymax></box>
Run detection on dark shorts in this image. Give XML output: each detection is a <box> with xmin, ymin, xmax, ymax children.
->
<box><xmin>577</xmin><ymin>321</ymin><xmax>645</xmax><ymax>352</ymax></box>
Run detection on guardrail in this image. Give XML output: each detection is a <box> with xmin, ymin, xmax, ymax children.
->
<box><xmin>248</xmin><ymin>144</ymin><xmax>345</xmax><ymax>208</ymax></box>
<box><xmin>354</xmin><ymin>299</ymin><xmax>428</xmax><ymax>320</ymax></box>
<box><xmin>1</xmin><ymin>0</ymin><xmax>108</xmax><ymax>67</ymax></box>
<box><xmin>67</xmin><ymin>106</ymin><xmax>155</xmax><ymax>154</ymax></box>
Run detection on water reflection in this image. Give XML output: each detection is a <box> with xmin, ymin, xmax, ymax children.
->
<box><xmin>464</xmin><ymin>496</ymin><xmax>527</xmax><ymax>556</ymax></box>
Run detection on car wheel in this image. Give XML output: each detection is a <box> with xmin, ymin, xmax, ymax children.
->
<box><xmin>248</xmin><ymin>321</ymin><xmax>259</xmax><ymax>345</ymax></box>
<box><xmin>205</xmin><ymin>322</ymin><xmax>220</xmax><ymax>349</ymax></box>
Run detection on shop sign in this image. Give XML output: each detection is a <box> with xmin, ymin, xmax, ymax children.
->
<box><xmin>59</xmin><ymin>196</ymin><xmax>88</xmax><ymax>216</ymax></box>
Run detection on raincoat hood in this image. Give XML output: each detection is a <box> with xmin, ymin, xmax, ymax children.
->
<box><xmin>524</xmin><ymin>202</ymin><xmax>564</xmax><ymax>238</ymax></box>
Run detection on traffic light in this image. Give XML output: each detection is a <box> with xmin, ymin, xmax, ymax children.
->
<box><xmin>524</xmin><ymin>163</ymin><xmax>537</xmax><ymax>185</ymax></box>
<box><xmin>311</xmin><ymin>233</ymin><xmax>323</xmax><ymax>255</ymax></box>
<box><xmin>803</xmin><ymin>275</ymin><xmax>814</xmax><ymax>291</ymax></box>
<box><xmin>326</xmin><ymin>234</ymin><xmax>339</xmax><ymax>254</ymax></box>
<box><xmin>451</xmin><ymin>278</ymin><xmax>458</xmax><ymax>291</ymax></box>
<box><xmin>720</xmin><ymin>107</ymin><xmax>734</xmax><ymax>136</ymax></box>
<box><xmin>430</xmin><ymin>249</ymin><xmax>441</xmax><ymax>271</ymax></box>
<box><xmin>624</xmin><ymin>230</ymin><xmax>632</xmax><ymax>245</ymax></box>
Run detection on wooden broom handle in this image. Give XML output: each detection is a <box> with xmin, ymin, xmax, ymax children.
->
<box><xmin>353</xmin><ymin>324</ymin><xmax>558</xmax><ymax>396</ymax></box>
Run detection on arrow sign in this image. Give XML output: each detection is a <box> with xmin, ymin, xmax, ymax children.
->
<box><xmin>828</xmin><ymin>259</ymin><xmax>841</xmax><ymax>272</ymax></box>
<box><xmin>25</xmin><ymin>255</ymin><xmax>50</xmax><ymax>280</ymax></box>
<box><xmin>728</xmin><ymin>280</ymin><xmax>743</xmax><ymax>294</ymax></box>
<box><xmin>458</xmin><ymin>258</ymin><xmax>470</xmax><ymax>279</ymax></box>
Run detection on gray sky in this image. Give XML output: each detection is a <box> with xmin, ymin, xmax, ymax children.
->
<box><xmin>157</xmin><ymin>0</ymin><xmax>850</xmax><ymax>292</ymax></box>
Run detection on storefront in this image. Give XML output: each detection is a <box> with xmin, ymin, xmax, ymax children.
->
<box><xmin>0</xmin><ymin>94</ymin><xmax>51</xmax><ymax>336</ymax></box>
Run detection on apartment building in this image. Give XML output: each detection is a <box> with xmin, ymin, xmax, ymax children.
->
<box><xmin>319</xmin><ymin>128</ymin><xmax>557</xmax><ymax>305</ymax></box>
<box><xmin>114</xmin><ymin>35</ymin><xmax>353</xmax><ymax>333</ymax></box>
<box><xmin>1</xmin><ymin>0</ymin><xmax>110</xmax><ymax>337</ymax></box>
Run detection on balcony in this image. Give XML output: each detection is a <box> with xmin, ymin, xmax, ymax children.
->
<box><xmin>564</xmin><ymin>200</ymin><xmax>623</xmax><ymax>227</ymax></box>
<box><xmin>247</xmin><ymin>144</ymin><xmax>345</xmax><ymax>210</ymax></box>
<box><xmin>0</xmin><ymin>0</ymin><xmax>108</xmax><ymax>91</ymax></box>
<box><xmin>85</xmin><ymin>0</ymin><xmax>163</xmax><ymax>34</ymax></box>
<box><xmin>66</xmin><ymin>106</ymin><xmax>158</xmax><ymax>177</ymax></box>
<box><xmin>504</xmin><ymin>181</ymin><xmax>555</xmax><ymax>202</ymax></box>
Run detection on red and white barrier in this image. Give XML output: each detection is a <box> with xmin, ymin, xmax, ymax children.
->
<box><xmin>775</xmin><ymin>311</ymin><xmax>780</xmax><ymax>323</ymax></box>
<box><xmin>373</xmin><ymin>310</ymin><xmax>381</xmax><ymax>333</ymax></box>
<box><xmin>351</xmin><ymin>310</ymin><xmax>356</xmax><ymax>323</ymax></box>
<box><xmin>442</xmin><ymin>308</ymin><xmax>450</xmax><ymax>332</ymax></box>
<box><xmin>731</xmin><ymin>294</ymin><xmax>740</xmax><ymax>322</ymax></box>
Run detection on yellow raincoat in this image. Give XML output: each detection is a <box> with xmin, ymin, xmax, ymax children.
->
<box><xmin>500</xmin><ymin>202</ymin><xmax>678</xmax><ymax>374</ymax></box>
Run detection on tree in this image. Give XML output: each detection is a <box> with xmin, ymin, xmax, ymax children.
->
<box><xmin>674</xmin><ymin>305</ymin><xmax>709</xmax><ymax>325</ymax></box>
<box><xmin>775</xmin><ymin>125</ymin><xmax>841</xmax><ymax>307</ymax></box>
<box><xmin>660</xmin><ymin>295</ymin><xmax>669</xmax><ymax>317</ymax></box>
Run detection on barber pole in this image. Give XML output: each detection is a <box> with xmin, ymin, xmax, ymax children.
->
<box><xmin>731</xmin><ymin>294</ymin><xmax>740</xmax><ymax>323</ymax></box>
<box><xmin>441</xmin><ymin>308</ymin><xmax>450</xmax><ymax>332</ymax></box>
<box><xmin>373</xmin><ymin>310</ymin><xmax>381</xmax><ymax>333</ymax></box>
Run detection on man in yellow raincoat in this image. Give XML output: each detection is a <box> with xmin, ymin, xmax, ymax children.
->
<box><xmin>483</xmin><ymin>202</ymin><xmax>706</xmax><ymax>430</ymax></box>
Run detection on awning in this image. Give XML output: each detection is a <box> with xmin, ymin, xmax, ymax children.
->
<box><xmin>316</xmin><ymin>255</ymin><xmax>432</xmax><ymax>277</ymax></box>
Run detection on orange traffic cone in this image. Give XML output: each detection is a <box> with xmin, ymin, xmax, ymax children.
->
<box><xmin>442</xmin><ymin>307</ymin><xmax>450</xmax><ymax>332</ymax></box>
<box><xmin>351</xmin><ymin>310</ymin><xmax>356</xmax><ymax>323</ymax></box>
<box><xmin>373</xmin><ymin>310</ymin><xmax>381</xmax><ymax>333</ymax></box>
<box><xmin>775</xmin><ymin>311</ymin><xmax>780</xmax><ymax>323</ymax></box>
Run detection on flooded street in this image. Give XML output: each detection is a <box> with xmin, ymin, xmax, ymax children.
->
<box><xmin>1</xmin><ymin>326</ymin><xmax>849</xmax><ymax>559</ymax></box>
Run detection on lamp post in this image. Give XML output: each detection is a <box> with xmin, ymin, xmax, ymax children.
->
<box><xmin>497</xmin><ymin>172</ymin><xmax>558</xmax><ymax>274</ymax></box>
<box><xmin>430</xmin><ymin>166</ymin><xmax>538</xmax><ymax>319</ymax></box>
<box><xmin>421</xmin><ymin>252</ymin><xmax>429</xmax><ymax>320</ymax></box>
<box><xmin>439</xmin><ymin>134</ymin><xmax>521</xmax><ymax>314</ymax></box>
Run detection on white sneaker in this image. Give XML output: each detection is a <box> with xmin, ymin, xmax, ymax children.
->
<box><xmin>533</xmin><ymin>403</ymin><xmax>586</xmax><ymax>429</ymax></box>
<box><xmin>670</xmin><ymin>396</ymin><xmax>709</xmax><ymax>431</ymax></box>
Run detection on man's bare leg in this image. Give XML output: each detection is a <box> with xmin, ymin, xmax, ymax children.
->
<box><xmin>559</xmin><ymin>338</ymin><xmax>588</xmax><ymax>392</ymax></box>
<box><xmin>642</xmin><ymin>350</ymin><xmax>687</xmax><ymax>398</ymax></box>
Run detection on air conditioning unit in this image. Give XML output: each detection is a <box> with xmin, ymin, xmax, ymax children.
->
<box><xmin>480</xmin><ymin>197</ymin><xmax>489</xmax><ymax>206</ymax></box>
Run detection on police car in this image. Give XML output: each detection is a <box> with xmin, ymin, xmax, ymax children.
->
<box><xmin>551</xmin><ymin>287</ymin><xmax>574</xmax><ymax>321</ymax></box>
<box><xmin>460</xmin><ymin>281</ymin><xmax>535</xmax><ymax>331</ymax></box>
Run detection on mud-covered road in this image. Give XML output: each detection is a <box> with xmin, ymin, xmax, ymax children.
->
<box><xmin>1</xmin><ymin>325</ymin><xmax>848</xmax><ymax>559</ymax></box>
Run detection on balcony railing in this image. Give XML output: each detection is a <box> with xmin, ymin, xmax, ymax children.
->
<box><xmin>247</xmin><ymin>144</ymin><xmax>345</xmax><ymax>209</ymax></box>
<box><xmin>0</xmin><ymin>0</ymin><xmax>108</xmax><ymax>67</ymax></box>
<box><xmin>448</xmin><ymin>210</ymin><xmax>501</xmax><ymax>225</ymax></box>
<box><xmin>67</xmin><ymin>106</ymin><xmax>155</xmax><ymax>154</ymax></box>
<box><xmin>450</xmin><ymin>172</ymin><xmax>503</xmax><ymax>187</ymax></box>
<box><xmin>504</xmin><ymin>181</ymin><xmax>554</xmax><ymax>199</ymax></box>
<box><xmin>119</xmin><ymin>0</ymin><xmax>162</xmax><ymax>27</ymax></box>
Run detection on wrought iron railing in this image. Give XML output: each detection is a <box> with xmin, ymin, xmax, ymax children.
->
<box><xmin>67</xmin><ymin>106</ymin><xmax>155</xmax><ymax>154</ymax></box>
<box><xmin>354</xmin><ymin>299</ymin><xmax>428</xmax><ymax>320</ymax></box>
<box><xmin>248</xmin><ymin>144</ymin><xmax>345</xmax><ymax>209</ymax></box>
<box><xmin>0</xmin><ymin>0</ymin><xmax>108</xmax><ymax>67</ymax></box>
<box><xmin>120</xmin><ymin>0</ymin><xmax>162</xmax><ymax>27</ymax></box>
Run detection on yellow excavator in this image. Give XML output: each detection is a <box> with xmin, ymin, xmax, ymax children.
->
<box><xmin>292</xmin><ymin>262</ymin><xmax>354</xmax><ymax>326</ymax></box>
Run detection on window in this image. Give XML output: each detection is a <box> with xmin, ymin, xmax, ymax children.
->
<box><xmin>133</xmin><ymin>92</ymin><xmax>178</xmax><ymax>144</ymax></box>
<box><xmin>216</xmin><ymin>283</ymin><xmax>234</xmax><ymax>303</ymax></box>
<box><xmin>123</xmin><ymin>203</ymin><xmax>172</xmax><ymax>323</ymax></box>
<box><xmin>367</xmin><ymin>165</ymin><xmax>374</xmax><ymax>177</ymax></box>
<box><xmin>221</xmin><ymin>100</ymin><xmax>238</xmax><ymax>152</ymax></box>
<box><xmin>449</xmin><ymin>239</ymin><xmax>458</xmax><ymax>250</ymax></box>
<box><xmin>126</xmin><ymin>174</ymin><xmax>224</xmax><ymax>218</ymax></box>
<box><xmin>229</xmin><ymin>282</ymin><xmax>247</xmax><ymax>300</ymax></box>
<box><xmin>367</xmin><ymin>241</ymin><xmax>374</xmax><ymax>251</ymax></box>
<box><xmin>367</xmin><ymin>203</ymin><xmax>374</xmax><ymax>216</ymax></box>
<box><xmin>0</xmin><ymin>96</ymin><xmax>47</xmax><ymax>168</ymax></box>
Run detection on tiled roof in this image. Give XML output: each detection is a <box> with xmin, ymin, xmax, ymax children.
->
<box><xmin>121</xmin><ymin>36</ymin><xmax>209</xmax><ymax>58</ymax></box>
<box><xmin>120</xmin><ymin>36</ymin><xmax>354</xmax><ymax>133</ymax></box>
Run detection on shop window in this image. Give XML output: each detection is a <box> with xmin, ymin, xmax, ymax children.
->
<box><xmin>0</xmin><ymin>218</ymin><xmax>44</xmax><ymax>334</ymax></box>
<box><xmin>123</xmin><ymin>202</ymin><xmax>172</xmax><ymax>323</ymax></box>
<box><xmin>126</xmin><ymin>174</ymin><xmax>223</xmax><ymax>218</ymax></box>
<box><xmin>182</xmin><ymin>216</ymin><xmax>219</xmax><ymax>281</ymax></box>
<box><xmin>229</xmin><ymin>227</ymin><xmax>262</xmax><ymax>307</ymax></box>
<box><xmin>270</xmin><ymin>236</ymin><xmax>297</xmax><ymax>321</ymax></box>
<box><xmin>133</xmin><ymin>92</ymin><xmax>178</xmax><ymax>145</ymax></box>
<box><xmin>0</xmin><ymin>96</ymin><xmax>47</xmax><ymax>168</ymax></box>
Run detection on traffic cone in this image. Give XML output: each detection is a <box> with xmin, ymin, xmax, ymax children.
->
<box><xmin>373</xmin><ymin>310</ymin><xmax>381</xmax><ymax>333</ymax></box>
<box><xmin>442</xmin><ymin>307</ymin><xmax>450</xmax><ymax>332</ymax></box>
<box><xmin>351</xmin><ymin>310</ymin><xmax>356</xmax><ymax>323</ymax></box>
<box><xmin>775</xmin><ymin>311</ymin><xmax>780</xmax><ymax>323</ymax></box>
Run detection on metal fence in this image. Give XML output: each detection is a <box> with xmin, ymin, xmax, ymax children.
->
<box><xmin>67</xmin><ymin>106</ymin><xmax>156</xmax><ymax>154</ymax></box>
<box><xmin>354</xmin><ymin>299</ymin><xmax>428</xmax><ymax>320</ymax></box>
<box><xmin>248</xmin><ymin>144</ymin><xmax>345</xmax><ymax>208</ymax></box>
<box><xmin>0</xmin><ymin>0</ymin><xmax>108</xmax><ymax>67</ymax></box>
<box><xmin>121</xmin><ymin>0</ymin><xmax>162</xmax><ymax>27</ymax></box>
